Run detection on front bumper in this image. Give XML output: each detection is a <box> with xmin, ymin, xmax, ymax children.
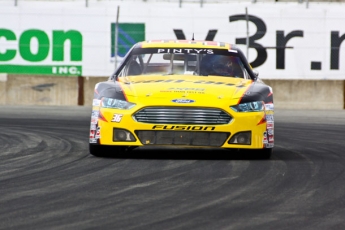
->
<box><xmin>89</xmin><ymin>106</ymin><xmax>274</xmax><ymax>149</ymax></box>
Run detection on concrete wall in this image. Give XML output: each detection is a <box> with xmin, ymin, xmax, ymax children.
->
<box><xmin>264</xmin><ymin>80</ymin><xmax>344</xmax><ymax>110</ymax></box>
<box><xmin>0</xmin><ymin>74</ymin><xmax>344</xmax><ymax>109</ymax></box>
<box><xmin>1</xmin><ymin>74</ymin><xmax>79</xmax><ymax>106</ymax></box>
<box><xmin>0</xmin><ymin>74</ymin><xmax>7</xmax><ymax>105</ymax></box>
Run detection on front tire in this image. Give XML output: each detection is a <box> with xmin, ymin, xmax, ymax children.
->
<box><xmin>89</xmin><ymin>144</ymin><xmax>126</xmax><ymax>158</ymax></box>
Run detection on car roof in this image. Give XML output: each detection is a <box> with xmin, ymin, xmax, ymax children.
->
<box><xmin>134</xmin><ymin>40</ymin><xmax>240</xmax><ymax>52</ymax></box>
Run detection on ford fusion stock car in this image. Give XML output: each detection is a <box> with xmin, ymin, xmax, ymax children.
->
<box><xmin>89</xmin><ymin>40</ymin><xmax>274</xmax><ymax>158</ymax></box>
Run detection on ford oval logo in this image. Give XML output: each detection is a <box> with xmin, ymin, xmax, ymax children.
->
<box><xmin>172</xmin><ymin>99</ymin><xmax>195</xmax><ymax>104</ymax></box>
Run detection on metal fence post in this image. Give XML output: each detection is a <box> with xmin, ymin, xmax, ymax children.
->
<box><xmin>245</xmin><ymin>7</ymin><xmax>249</xmax><ymax>59</ymax></box>
<box><xmin>115</xmin><ymin>6</ymin><xmax>120</xmax><ymax>70</ymax></box>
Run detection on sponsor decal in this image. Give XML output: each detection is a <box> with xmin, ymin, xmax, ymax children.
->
<box><xmin>265</xmin><ymin>103</ymin><xmax>274</xmax><ymax>111</ymax></box>
<box><xmin>0</xmin><ymin>29</ymin><xmax>82</xmax><ymax>76</ymax></box>
<box><xmin>111</xmin><ymin>114</ymin><xmax>123</xmax><ymax>122</ymax></box>
<box><xmin>95</xmin><ymin>127</ymin><xmax>101</xmax><ymax>139</ymax></box>
<box><xmin>90</xmin><ymin>124</ymin><xmax>97</xmax><ymax>130</ymax></box>
<box><xmin>157</xmin><ymin>48</ymin><xmax>214</xmax><ymax>54</ymax></box>
<box><xmin>89</xmin><ymin>130</ymin><xmax>95</xmax><ymax>138</ymax></box>
<box><xmin>91</xmin><ymin>117</ymin><xmax>98</xmax><ymax>124</ymax></box>
<box><xmin>89</xmin><ymin>138</ymin><xmax>97</xmax><ymax>144</ymax></box>
<box><xmin>152</xmin><ymin>125</ymin><xmax>215</xmax><ymax>131</ymax></box>
<box><xmin>161</xmin><ymin>88</ymin><xmax>206</xmax><ymax>94</ymax></box>
<box><xmin>172</xmin><ymin>99</ymin><xmax>195</xmax><ymax>104</ymax></box>
<box><xmin>267</xmin><ymin>122</ymin><xmax>274</xmax><ymax>129</ymax></box>
<box><xmin>265</xmin><ymin>110</ymin><xmax>274</xmax><ymax>115</ymax></box>
<box><xmin>131</xmin><ymin>79</ymin><xmax>235</xmax><ymax>87</ymax></box>
<box><xmin>266</xmin><ymin>114</ymin><xmax>274</xmax><ymax>122</ymax></box>
<box><xmin>93</xmin><ymin>99</ymin><xmax>101</xmax><ymax>106</ymax></box>
<box><xmin>264</xmin><ymin>117</ymin><xmax>274</xmax><ymax>146</ymax></box>
<box><xmin>263</xmin><ymin>131</ymin><xmax>268</xmax><ymax>144</ymax></box>
<box><xmin>168</xmin><ymin>87</ymin><xmax>205</xmax><ymax>91</ymax></box>
<box><xmin>265</xmin><ymin>143</ymin><xmax>274</xmax><ymax>148</ymax></box>
<box><xmin>91</xmin><ymin>110</ymin><xmax>99</xmax><ymax>118</ymax></box>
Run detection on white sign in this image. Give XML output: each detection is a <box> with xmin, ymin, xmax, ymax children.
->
<box><xmin>0</xmin><ymin>1</ymin><xmax>344</xmax><ymax>79</ymax></box>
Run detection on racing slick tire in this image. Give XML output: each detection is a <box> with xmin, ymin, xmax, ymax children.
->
<box><xmin>89</xmin><ymin>144</ymin><xmax>126</xmax><ymax>158</ymax></box>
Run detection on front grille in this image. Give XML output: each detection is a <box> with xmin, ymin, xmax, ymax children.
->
<box><xmin>133</xmin><ymin>107</ymin><xmax>232</xmax><ymax>124</ymax></box>
<box><xmin>136</xmin><ymin>130</ymin><xmax>230</xmax><ymax>147</ymax></box>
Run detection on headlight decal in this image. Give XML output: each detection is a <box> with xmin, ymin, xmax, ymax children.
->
<box><xmin>230</xmin><ymin>101</ymin><xmax>264</xmax><ymax>112</ymax></box>
<box><xmin>101</xmin><ymin>97</ymin><xmax>136</xmax><ymax>110</ymax></box>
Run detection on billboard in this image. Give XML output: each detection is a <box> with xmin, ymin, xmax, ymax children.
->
<box><xmin>0</xmin><ymin>29</ymin><xmax>82</xmax><ymax>76</ymax></box>
<box><xmin>0</xmin><ymin>2</ymin><xmax>344</xmax><ymax>79</ymax></box>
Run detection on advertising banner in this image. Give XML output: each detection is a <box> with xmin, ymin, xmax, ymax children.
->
<box><xmin>0</xmin><ymin>1</ymin><xmax>344</xmax><ymax>79</ymax></box>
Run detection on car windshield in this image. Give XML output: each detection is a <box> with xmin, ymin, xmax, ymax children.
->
<box><xmin>118</xmin><ymin>52</ymin><xmax>250</xmax><ymax>79</ymax></box>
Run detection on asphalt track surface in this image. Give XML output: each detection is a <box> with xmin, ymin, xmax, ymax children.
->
<box><xmin>1</xmin><ymin>106</ymin><xmax>345</xmax><ymax>230</ymax></box>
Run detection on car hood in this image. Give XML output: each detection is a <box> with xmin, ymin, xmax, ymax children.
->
<box><xmin>118</xmin><ymin>75</ymin><xmax>253</xmax><ymax>106</ymax></box>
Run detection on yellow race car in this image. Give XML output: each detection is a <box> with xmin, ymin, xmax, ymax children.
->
<box><xmin>89</xmin><ymin>40</ymin><xmax>274</xmax><ymax>158</ymax></box>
